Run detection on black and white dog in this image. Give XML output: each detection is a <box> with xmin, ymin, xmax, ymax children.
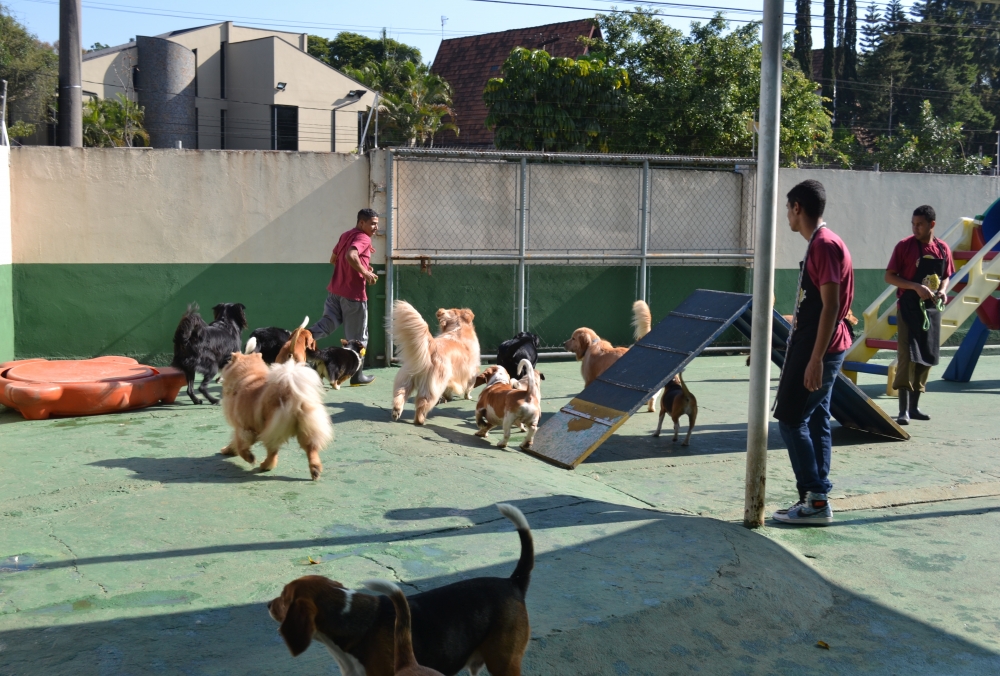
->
<box><xmin>171</xmin><ymin>302</ymin><xmax>247</xmax><ymax>404</ymax></box>
<box><xmin>249</xmin><ymin>317</ymin><xmax>308</xmax><ymax>364</ymax></box>
<box><xmin>306</xmin><ymin>339</ymin><xmax>365</xmax><ymax>390</ymax></box>
<box><xmin>496</xmin><ymin>332</ymin><xmax>545</xmax><ymax>382</ymax></box>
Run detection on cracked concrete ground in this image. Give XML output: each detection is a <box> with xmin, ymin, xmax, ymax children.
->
<box><xmin>1</xmin><ymin>355</ymin><xmax>999</xmax><ymax>674</ymax></box>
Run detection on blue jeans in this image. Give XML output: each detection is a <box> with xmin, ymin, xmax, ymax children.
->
<box><xmin>778</xmin><ymin>350</ymin><xmax>845</xmax><ymax>498</ymax></box>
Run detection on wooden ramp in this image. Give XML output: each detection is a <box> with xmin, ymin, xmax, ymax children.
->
<box><xmin>527</xmin><ymin>289</ymin><xmax>907</xmax><ymax>470</ymax></box>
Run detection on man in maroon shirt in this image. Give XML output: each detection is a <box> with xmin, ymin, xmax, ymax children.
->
<box><xmin>885</xmin><ymin>205</ymin><xmax>954</xmax><ymax>424</ymax></box>
<box><xmin>309</xmin><ymin>208</ymin><xmax>380</xmax><ymax>386</ymax></box>
<box><xmin>773</xmin><ymin>180</ymin><xmax>855</xmax><ymax>526</ymax></box>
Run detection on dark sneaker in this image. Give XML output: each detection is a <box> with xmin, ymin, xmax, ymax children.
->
<box><xmin>772</xmin><ymin>492</ymin><xmax>833</xmax><ymax>525</ymax></box>
<box><xmin>775</xmin><ymin>499</ymin><xmax>805</xmax><ymax>516</ymax></box>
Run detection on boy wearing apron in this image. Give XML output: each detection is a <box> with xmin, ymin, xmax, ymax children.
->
<box><xmin>885</xmin><ymin>205</ymin><xmax>954</xmax><ymax>424</ymax></box>
<box><xmin>772</xmin><ymin>180</ymin><xmax>855</xmax><ymax>526</ymax></box>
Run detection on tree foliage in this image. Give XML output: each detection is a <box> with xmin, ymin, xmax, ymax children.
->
<box><xmin>483</xmin><ymin>47</ymin><xmax>628</xmax><ymax>152</ymax></box>
<box><xmin>82</xmin><ymin>94</ymin><xmax>149</xmax><ymax>148</ymax></box>
<box><xmin>308</xmin><ymin>31</ymin><xmax>421</xmax><ymax>70</ymax></box>
<box><xmin>0</xmin><ymin>4</ymin><xmax>57</xmax><ymax>137</ymax></box>
<box><xmin>866</xmin><ymin>100</ymin><xmax>991</xmax><ymax>173</ymax></box>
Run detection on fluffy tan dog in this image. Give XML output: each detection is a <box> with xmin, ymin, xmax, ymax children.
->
<box><xmin>564</xmin><ymin>301</ymin><xmax>649</xmax><ymax>388</ymax></box>
<box><xmin>474</xmin><ymin>360</ymin><xmax>541</xmax><ymax>450</ymax></box>
<box><xmin>391</xmin><ymin>301</ymin><xmax>480</xmax><ymax>425</ymax></box>
<box><xmin>219</xmin><ymin>337</ymin><xmax>333</xmax><ymax>479</ymax></box>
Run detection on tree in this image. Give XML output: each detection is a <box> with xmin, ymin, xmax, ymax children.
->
<box><xmin>484</xmin><ymin>47</ymin><xmax>628</xmax><ymax>152</ymax></box>
<box><xmin>87</xmin><ymin>42</ymin><xmax>110</xmax><ymax>52</ymax></box>
<box><xmin>82</xmin><ymin>93</ymin><xmax>149</xmax><ymax>147</ymax></box>
<box><xmin>823</xmin><ymin>0</ymin><xmax>836</xmax><ymax>111</ymax></box>
<box><xmin>838</xmin><ymin>0</ymin><xmax>859</xmax><ymax>123</ymax></box>
<box><xmin>309</xmin><ymin>31</ymin><xmax>421</xmax><ymax>70</ymax></box>
<box><xmin>794</xmin><ymin>0</ymin><xmax>813</xmax><ymax>76</ymax></box>
<box><xmin>867</xmin><ymin>100</ymin><xmax>991</xmax><ymax>173</ymax></box>
<box><xmin>0</xmin><ymin>4</ymin><xmax>57</xmax><ymax>137</ymax></box>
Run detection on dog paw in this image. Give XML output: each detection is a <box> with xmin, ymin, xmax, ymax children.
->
<box><xmin>519</xmin><ymin>442</ymin><xmax>532</xmax><ymax>451</ymax></box>
<box><xmin>682</xmin><ymin>441</ymin><xmax>690</xmax><ymax>447</ymax></box>
<box><xmin>390</xmin><ymin>409</ymin><xmax>401</xmax><ymax>421</ymax></box>
<box><xmin>310</xmin><ymin>467</ymin><xmax>321</xmax><ymax>480</ymax></box>
<box><xmin>496</xmin><ymin>441</ymin><xmax>507</xmax><ymax>449</ymax></box>
<box><xmin>220</xmin><ymin>445</ymin><xmax>236</xmax><ymax>456</ymax></box>
<box><xmin>652</xmin><ymin>432</ymin><xmax>660</xmax><ymax>438</ymax></box>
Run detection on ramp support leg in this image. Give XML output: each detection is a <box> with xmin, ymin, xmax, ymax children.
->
<box><xmin>943</xmin><ymin>317</ymin><xmax>989</xmax><ymax>383</ymax></box>
<box><xmin>744</xmin><ymin>0</ymin><xmax>784</xmax><ymax>529</ymax></box>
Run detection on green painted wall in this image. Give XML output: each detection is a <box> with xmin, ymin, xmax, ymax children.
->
<box><xmin>12</xmin><ymin>264</ymin><xmax>386</xmax><ymax>366</ymax></box>
<box><xmin>0</xmin><ymin>264</ymin><xmax>13</xmax><ymax>362</ymax></box>
<box><xmin>394</xmin><ymin>265</ymin><xmax>750</xmax><ymax>353</ymax></box>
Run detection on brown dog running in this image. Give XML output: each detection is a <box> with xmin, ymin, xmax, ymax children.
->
<box><xmin>267</xmin><ymin>503</ymin><xmax>532</xmax><ymax>676</ymax></box>
<box><xmin>275</xmin><ymin>317</ymin><xmax>316</xmax><ymax>364</ymax></box>
<box><xmin>474</xmin><ymin>361</ymin><xmax>541</xmax><ymax>450</ymax></box>
<box><xmin>364</xmin><ymin>580</ymin><xmax>446</xmax><ymax>676</ymax></box>
<box><xmin>652</xmin><ymin>372</ymin><xmax>698</xmax><ymax>446</ymax></box>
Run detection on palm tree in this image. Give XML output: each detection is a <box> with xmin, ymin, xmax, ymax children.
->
<box><xmin>82</xmin><ymin>94</ymin><xmax>149</xmax><ymax>147</ymax></box>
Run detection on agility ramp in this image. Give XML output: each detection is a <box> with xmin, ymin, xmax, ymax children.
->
<box><xmin>527</xmin><ymin>289</ymin><xmax>907</xmax><ymax>470</ymax></box>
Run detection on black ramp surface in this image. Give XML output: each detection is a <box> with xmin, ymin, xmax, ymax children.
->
<box><xmin>529</xmin><ymin>290</ymin><xmax>907</xmax><ymax>470</ymax></box>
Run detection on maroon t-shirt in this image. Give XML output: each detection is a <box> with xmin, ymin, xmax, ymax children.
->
<box><xmin>886</xmin><ymin>235</ymin><xmax>955</xmax><ymax>298</ymax></box>
<box><xmin>805</xmin><ymin>226</ymin><xmax>855</xmax><ymax>353</ymax></box>
<box><xmin>327</xmin><ymin>228</ymin><xmax>374</xmax><ymax>302</ymax></box>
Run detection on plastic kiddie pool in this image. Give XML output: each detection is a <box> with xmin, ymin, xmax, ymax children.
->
<box><xmin>0</xmin><ymin>357</ymin><xmax>187</xmax><ymax>420</ymax></box>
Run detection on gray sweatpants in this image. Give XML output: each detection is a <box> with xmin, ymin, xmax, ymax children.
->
<box><xmin>310</xmin><ymin>293</ymin><xmax>369</xmax><ymax>346</ymax></box>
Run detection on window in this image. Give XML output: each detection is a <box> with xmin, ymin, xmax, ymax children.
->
<box><xmin>220</xmin><ymin>109</ymin><xmax>227</xmax><ymax>149</ymax></box>
<box><xmin>271</xmin><ymin>105</ymin><xmax>298</xmax><ymax>151</ymax></box>
<box><xmin>192</xmin><ymin>49</ymin><xmax>198</xmax><ymax>97</ymax></box>
<box><xmin>194</xmin><ymin>107</ymin><xmax>199</xmax><ymax>149</ymax></box>
<box><xmin>132</xmin><ymin>65</ymin><xmax>140</xmax><ymax>92</ymax></box>
<box><xmin>220</xmin><ymin>42</ymin><xmax>226</xmax><ymax>98</ymax></box>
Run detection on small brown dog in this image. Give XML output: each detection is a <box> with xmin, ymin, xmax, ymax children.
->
<box><xmin>652</xmin><ymin>372</ymin><xmax>698</xmax><ymax>446</ymax></box>
<box><xmin>219</xmin><ymin>337</ymin><xmax>333</xmax><ymax>479</ymax></box>
<box><xmin>275</xmin><ymin>317</ymin><xmax>316</xmax><ymax>365</ymax></box>
<box><xmin>474</xmin><ymin>361</ymin><xmax>541</xmax><ymax>450</ymax></box>
<box><xmin>474</xmin><ymin>365</ymin><xmax>536</xmax><ymax>391</ymax></box>
<box><xmin>564</xmin><ymin>301</ymin><xmax>649</xmax><ymax>388</ymax></box>
<box><xmin>364</xmin><ymin>580</ymin><xmax>446</xmax><ymax>676</ymax></box>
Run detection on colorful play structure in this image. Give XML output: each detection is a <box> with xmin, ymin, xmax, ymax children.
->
<box><xmin>843</xmin><ymin>197</ymin><xmax>1000</xmax><ymax>393</ymax></box>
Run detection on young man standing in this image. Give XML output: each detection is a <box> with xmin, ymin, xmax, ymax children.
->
<box><xmin>772</xmin><ymin>180</ymin><xmax>855</xmax><ymax>526</ymax></box>
<box><xmin>885</xmin><ymin>205</ymin><xmax>954</xmax><ymax>424</ymax></box>
<box><xmin>310</xmin><ymin>208</ymin><xmax>379</xmax><ymax>386</ymax></box>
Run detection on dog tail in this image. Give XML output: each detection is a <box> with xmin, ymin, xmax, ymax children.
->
<box><xmin>298</xmin><ymin>316</ymin><xmax>310</xmax><ymax>330</ymax></box>
<box><xmin>497</xmin><ymin>503</ymin><xmax>533</xmax><ymax>596</ymax></box>
<box><xmin>391</xmin><ymin>301</ymin><xmax>433</xmax><ymax>374</ymax></box>
<box><xmin>678</xmin><ymin>371</ymin><xmax>692</xmax><ymax>399</ymax></box>
<box><xmin>363</xmin><ymin>580</ymin><xmax>419</xmax><ymax>672</ymax></box>
<box><xmin>632</xmin><ymin>300</ymin><xmax>652</xmax><ymax>341</ymax></box>
<box><xmin>259</xmin><ymin>361</ymin><xmax>334</xmax><ymax>453</ymax></box>
<box><xmin>244</xmin><ymin>336</ymin><xmax>258</xmax><ymax>354</ymax></box>
<box><xmin>171</xmin><ymin>303</ymin><xmax>206</xmax><ymax>365</ymax></box>
<box><xmin>517</xmin><ymin>359</ymin><xmax>539</xmax><ymax>402</ymax></box>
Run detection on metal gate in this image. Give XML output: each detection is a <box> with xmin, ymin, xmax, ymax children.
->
<box><xmin>384</xmin><ymin>148</ymin><xmax>756</xmax><ymax>359</ymax></box>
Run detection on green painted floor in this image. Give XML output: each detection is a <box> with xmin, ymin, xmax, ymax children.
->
<box><xmin>2</xmin><ymin>356</ymin><xmax>999</xmax><ymax>674</ymax></box>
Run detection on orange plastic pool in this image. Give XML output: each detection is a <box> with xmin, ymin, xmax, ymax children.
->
<box><xmin>0</xmin><ymin>357</ymin><xmax>187</xmax><ymax>420</ymax></box>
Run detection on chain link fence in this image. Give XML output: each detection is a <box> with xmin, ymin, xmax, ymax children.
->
<box><xmin>385</xmin><ymin>148</ymin><xmax>756</xmax><ymax>359</ymax></box>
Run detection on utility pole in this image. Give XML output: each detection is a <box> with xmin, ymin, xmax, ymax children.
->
<box><xmin>744</xmin><ymin>0</ymin><xmax>784</xmax><ymax>529</ymax></box>
<box><xmin>995</xmin><ymin>131</ymin><xmax>999</xmax><ymax>177</ymax></box>
<box><xmin>58</xmin><ymin>0</ymin><xmax>83</xmax><ymax>147</ymax></box>
<box><xmin>441</xmin><ymin>16</ymin><xmax>448</xmax><ymax>42</ymax></box>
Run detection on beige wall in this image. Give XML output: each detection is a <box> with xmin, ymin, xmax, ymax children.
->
<box><xmin>82</xmin><ymin>47</ymin><xmax>138</xmax><ymax>102</ymax></box>
<box><xmin>0</xmin><ymin>145</ymin><xmax>10</xmax><ymax>266</ymax></box>
<box><xmin>10</xmin><ymin>147</ymin><xmax>372</xmax><ymax>264</ymax></box>
<box><xmin>776</xmin><ymin>169</ymin><xmax>1000</xmax><ymax>269</ymax></box>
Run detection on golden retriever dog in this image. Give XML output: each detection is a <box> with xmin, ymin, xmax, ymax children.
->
<box><xmin>474</xmin><ymin>360</ymin><xmax>541</xmax><ymax>450</ymax></box>
<box><xmin>275</xmin><ymin>317</ymin><xmax>316</xmax><ymax>365</ymax></box>
<box><xmin>653</xmin><ymin>372</ymin><xmax>698</xmax><ymax>446</ymax></box>
<box><xmin>219</xmin><ymin>337</ymin><xmax>334</xmax><ymax>480</ymax></box>
<box><xmin>390</xmin><ymin>301</ymin><xmax>480</xmax><ymax>425</ymax></box>
<box><xmin>564</xmin><ymin>300</ymin><xmax>650</xmax><ymax>389</ymax></box>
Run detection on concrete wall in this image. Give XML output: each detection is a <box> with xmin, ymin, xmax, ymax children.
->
<box><xmin>0</xmin><ymin>145</ymin><xmax>12</xmax><ymax>361</ymax></box>
<box><xmin>9</xmin><ymin>147</ymin><xmax>380</xmax><ymax>363</ymax></box>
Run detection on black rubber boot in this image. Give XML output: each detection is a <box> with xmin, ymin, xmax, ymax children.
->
<box><xmin>909</xmin><ymin>391</ymin><xmax>930</xmax><ymax>420</ymax></box>
<box><xmin>350</xmin><ymin>368</ymin><xmax>375</xmax><ymax>386</ymax></box>
<box><xmin>896</xmin><ymin>390</ymin><xmax>910</xmax><ymax>425</ymax></box>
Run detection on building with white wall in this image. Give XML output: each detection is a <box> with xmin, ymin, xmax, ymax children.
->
<box><xmin>82</xmin><ymin>22</ymin><xmax>376</xmax><ymax>152</ymax></box>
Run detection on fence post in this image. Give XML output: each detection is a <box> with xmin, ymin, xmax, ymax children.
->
<box><xmin>640</xmin><ymin>160</ymin><xmax>650</xmax><ymax>302</ymax></box>
<box><xmin>385</xmin><ymin>150</ymin><xmax>395</xmax><ymax>364</ymax></box>
<box><xmin>744</xmin><ymin>0</ymin><xmax>783</xmax><ymax>529</ymax></box>
<box><xmin>517</xmin><ymin>157</ymin><xmax>527</xmax><ymax>332</ymax></box>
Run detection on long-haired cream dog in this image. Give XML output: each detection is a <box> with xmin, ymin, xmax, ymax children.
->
<box><xmin>219</xmin><ymin>337</ymin><xmax>333</xmax><ymax>480</ymax></box>
<box><xmin>564</xmin><ymin>301</ymin><xmax>652</xmax><ymax>394</ymax></box>
<box><xmin>390</xmin><ymin>300</ymin><xmax>480</xmax><ymax>425</ymax></box>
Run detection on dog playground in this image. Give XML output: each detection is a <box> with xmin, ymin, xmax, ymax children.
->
<box><xmin>4</xmin><ymin>147</ymin><xmax>1000</xmax><ymax>674</ymax></box>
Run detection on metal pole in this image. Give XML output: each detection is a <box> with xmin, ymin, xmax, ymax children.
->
<box><xmin>385</xmin><ymin>150</ymin><xmax>395</xmax><ymax>364</ymax></box>
<box><xmin>517</xmin><ymin>157</ymin><xmax>527</xmax><ymax>332</ymax></box>
<box><xmin>995</xmin><ymin>131</ymin><xmax>999</xmax><ymax>177</ymax></box>
<box><xmin>744</xmin><ymin>0</ymin><xmax>783</xmax><ymax>529</ymax></box>
<box><xmin>1</xmin><ymin>80</ymin><xmax>8</xmax><ymax>146</ymax></box>
<box><xmin>639</xmin><ymin>160</ymin><xmax>650</xmax><ymax>302</ymax></box>
<box><xmin>58</xmin><ymin>0</ymin><xmax>83</xmax><ymax>147</ymax></box>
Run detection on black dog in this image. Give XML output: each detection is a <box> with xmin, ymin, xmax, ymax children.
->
<box><xmin>306</xmin><ymin>339</ymin><xmax>365</xmax><ymax>390</ymax></box>
<box><xmin>496</xmin><ymin>332</ymin><xmax>545</xmax><ymax>382</ymax></box>
<box><xmin>171</xmin><ymin>302</ymin><xmax>247</xmax><ymax>404</ymax></box>
<box><xmin>248</xmin><ymin>326</ymin><xmax>292</xmax><ymax>364</ymax></box>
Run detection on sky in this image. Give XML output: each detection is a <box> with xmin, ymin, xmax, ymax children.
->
<box><xmin>5</xmin><ymin>0</ymin><xmax>913</xmax><ymax>65</ymax></box>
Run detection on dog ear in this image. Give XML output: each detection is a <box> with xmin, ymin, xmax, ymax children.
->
<box><xmin>279</xmin><ymin>597</ymin><xmax>318</xmax><ymax>657</ymax></box>
<box><xmin>212</xmin><ymin>304</ymin><xmax>225</xmax><ymax>321</ymax></box>
<box><xmin>306</xmin><ymin>333</ymin><xmax>317</xmax><ymax>351</ymax></box>
<box><xmin>236</xmin><ymin>304</ymin><xmax>248</xmax><ymax>330</ymax></box>
<box><xmin>463</xmin><ymin>309</ymin><xmax>475</xmax><ymax>323</ymax></box>
<box><xmin>341</xmin><ymin>338</ymin><xmax>349</xmax><ymax>346</ymax></box>
<box><xmin>436</xmin><ymin>309</ymin><xmax>446</xmax><ymax>320</ymax></box>
<box><xmin>531</xmin><ymin>333</ymin><xmax>539</xmax><ymax>348</ymax></box>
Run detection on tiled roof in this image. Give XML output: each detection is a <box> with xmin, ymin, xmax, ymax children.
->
<box><xmin>430</xmin><ymin>19</ymin><xmax>601</xmax><ymax>147</ymax></box>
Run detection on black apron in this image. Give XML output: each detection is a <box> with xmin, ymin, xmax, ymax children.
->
<box><xmin>897</xmin><ymin>253</ymin><xmax>945</xmax><ymax>367</ymax></box>
<box><xmin>774</xmin><ymin>229</ymin><xmax>828</xmax><ymax>424</ymax></box>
